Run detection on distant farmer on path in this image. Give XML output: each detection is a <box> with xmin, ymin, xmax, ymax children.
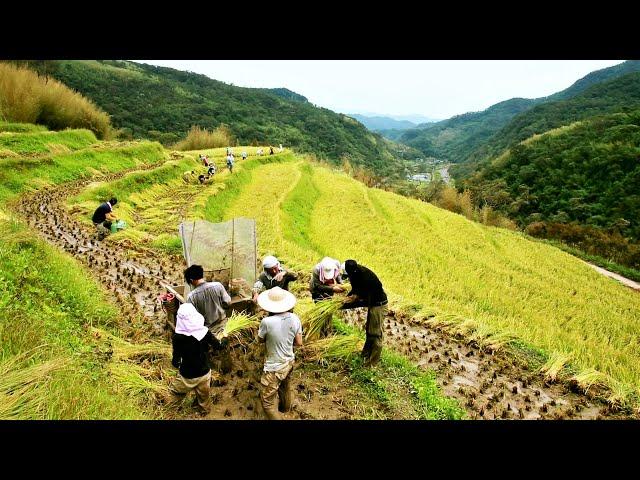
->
<box><xmin>169</xmin><ymin>302</ymin><xmax>214</xmax><ymax>415</ymax></box>
<box><xmin>253</xmin><ymin>255</ymin><xmax>298</xmax><ymax>302</ymax></box>
<box><xmin>341</xmin><ymin>259</ymin><xmax>388</xmax><ymax>367</ymax></box>
<box><xmin>257</xmin><ymin>286</ymin><xmax>303</xmax><ymax>420</ymax></box>
<box><xmin>92</xmin><ymin>197</ymin><xmax>118</xmax><ymax>239</ymax></box>
<box><xmin>226</xmin><ymin>153</ymin><xmax>234</xmax><ymax>173</ymax></box>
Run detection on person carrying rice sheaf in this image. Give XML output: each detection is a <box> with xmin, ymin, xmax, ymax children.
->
<box><xmin>256</xmin><ymin>286</ymin><xmax>303</xmax><ymax>420</ymax></box>
<box><xmin>252</xmin><ymin>255</ymin><xmax>298</xmax><ymax>302</ymax></box>
<box><xmin>340</xmin><ymin>259</ymin><xmax>388</xmax><ymax>367</ymax></box>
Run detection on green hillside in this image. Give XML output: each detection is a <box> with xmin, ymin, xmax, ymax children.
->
<box><xmin>462</xmin><ymin>71</ymin><xmax>640</xmax><ymax>176</ymax></box>
<box><xmin>23</xmin><ymin>60</ymin><xmax>409</xmax><ymax>178</ymax></box>
<box><xmin>401</xmin><ymin>61</ymin><xmax>640</xmax><ymax>173</ymax></box>
<box><xmin>400</xmin><ymin>98</ymin><xmax>539</xmax><ymax>162</ymax></box>
<box><xmin>464</xmin><ymin>111</ymin><xmax>640</xmax><ymax>267</ymax></box>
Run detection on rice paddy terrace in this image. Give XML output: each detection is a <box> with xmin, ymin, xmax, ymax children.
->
<box><xmin>2</xmin><ymin>123</ymin><xmax>639</xmax><ymax>419</ymax></box>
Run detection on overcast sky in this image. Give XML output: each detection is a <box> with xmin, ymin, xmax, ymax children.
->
<box><xmin>135</xmin><ymin>60</ymin><xmax>624</xmax><ymax>120</ymax></box>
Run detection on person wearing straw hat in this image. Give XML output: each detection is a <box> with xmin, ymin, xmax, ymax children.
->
<box><xmin>252</xmin><ymin>255</ymin><xmax>298</xmax><ymax>302</ymax></box>
<box><xmin>169</xmin><ymin>303</ymin><xmax>215</xmax><ymax>415</ymax></box>
<box><xmin>256</xmin><ymin>286</ymin><xmax>303</xmax><ymax>420</ymax></box>
<box><xmin>341</xmin><ymin>259</ymin><xmax>388</xmax><ymax>367</ymax></box>
<box><xmin>310</xmin><ymin>257</ymin><xmax>347</xmax><ymax>302</ymax></box>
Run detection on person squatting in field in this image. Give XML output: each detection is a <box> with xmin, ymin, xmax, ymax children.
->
<box><xmin>91</xmin><ymin>197</ymin><xmax>118</xmax><ymax>239</ymax></box>
<box><xmin>253</xmin><ymin>255</ymin><xmax>298</xmax><ymax>303</ymax></box>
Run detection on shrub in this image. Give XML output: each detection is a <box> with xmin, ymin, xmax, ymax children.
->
<box><xmin>0</xmin><ymin>62</ymin><xmax>112</xmax><ymax>139</ymax></box>
<box><xmin>173</xmin><ymin>125</ymin><xmax>234</xmax><ymax>151</ymax></box>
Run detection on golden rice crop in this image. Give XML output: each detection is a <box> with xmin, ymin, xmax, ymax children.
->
<box><xmin>302</xmin><ymin>334</ymin><xmax>363</xmax><ymax>362</ymax></box>
<box><xmin>220</xmin><ymin>311</ymin><xmax>260</xmax><ymax>342</ymax></box>
<box><xmin>299</xmin><ymin>296</ymin><xmax>345</xmax><ymax>341</ymax></box>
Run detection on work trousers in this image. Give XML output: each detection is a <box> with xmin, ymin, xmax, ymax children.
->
<box><xmin>260</xmin><ymin>360</ymin><xmax>294</xmax><ymax>420</ymax></box>
<box><xmin>362</xmin><ymin>305</ymin><xmax>387</xmax><ymax>366</ymax></box>
<box><xmin>170</xmin><ymin>370</ymin><xmax>212</xmax><ymax>414</ymax></box>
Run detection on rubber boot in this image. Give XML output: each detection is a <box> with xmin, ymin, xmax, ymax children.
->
<box><xmin>278</xmin><ymin>374</ymin><xmax>293</xmax><ymax>413</ymax></box>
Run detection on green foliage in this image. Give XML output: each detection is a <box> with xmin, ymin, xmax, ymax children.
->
<box><xmin>71</xmin><ymin>154</ymin><xmax>193</xmax><ymax>206</ymax></box>
<box><xmin>173</xmin><ymin>125</ymin><xmax>234</xmax><ymax>151</ymax></box>
<box><xmin>0</xmin><ymin>129</ymin><xmax>97</xmax><ymax>156</ymax></box>
<box><xmin>40</xmin><ymin>60</ymin><xmax>410</xmax><ymax>179</ymax></box>
<box><xmin>0</xmin><ymin>62</ymin><xmax>112</xmax><ymax>139</ymax></box>
<box><xmin>0</xmin><ymin>141</ymin><xmax>166</xmax><ymax>203</ymax></box>
<box><xmin>203</xmin><ymin>152</ymin><xmax>294</xmax><ymax>222</ymax></box>
<box><xmin>281</xmin><ymin>163</ymin><xmax>323</xmax><ymax>254</ymax></box>
<box><xmin>400</xmin><ymin>98</ymin><xmax>539</xmax><ymax>162</ymax></box>
<box><xmin>471</xmin><ymin>71</ymin><xmax>640</xmax><ymax>168</ymax></box>
<box><xmin>0</xmin><ymin>121</ymin><xmax>48</xmax><ymax>133</ymax></box>
<box><xmin>0</xmin><ymin>219</ymin><xmax>146</xmax><ymax>419</ymax></box>
<box><xmin>464</xmin><ymin>110</ymin><xmax>640</xmax><ymax>266</ymax></box>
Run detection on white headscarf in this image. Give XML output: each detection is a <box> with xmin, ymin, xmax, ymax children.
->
<box><xmin>175</xmin><ymin>303</ymin><xmax>208</xmax><ymax>341</ymax></box>
<box><xmin>319</xmin><ymin>257</ymin><xmax>340</xmax><ymax>283</ymax></box>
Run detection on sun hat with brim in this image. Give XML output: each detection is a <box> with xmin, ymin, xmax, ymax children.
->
<box><xmin>257</xmin><ymin>286</ymin><xmax>297</xmax><ymax>313</ymax></box>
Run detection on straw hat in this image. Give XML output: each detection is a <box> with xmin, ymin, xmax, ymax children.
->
<box><xmin>257</xmin><ymin>286</ymin><xmax>296</xmax><ymax>313</ymax></box>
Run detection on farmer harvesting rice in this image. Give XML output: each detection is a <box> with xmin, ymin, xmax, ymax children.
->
<box><xmin>256</xmin><ymin>286</ymin><xmax>303</xmax><ymax>420</ymax></box>
<box><xmin>310</xmin><ymin>257</ymin><xmax>347</xmax><ymax>302</ymax></box>
<box><xmin>252</xmin><ymin>255</ymin><xmax>298</xmax><ymax>302</ymax></box>
<box><xmin>91</xmin><ymin>197</ymin><xmax>118</xmax><ymax>240</ymax></box>
<box><xmin>169</xmin><ymin>303</ymin><xmax>215</xmax><ymax>415</ymax></box>
<box><xmin>341</xmin><ymin>259</ymin><xmax>388</xmax><ymax>367</ymax></box>
<box><xmin>184</xmin><ymin>264</ymin><xmax>233</xmax><ymax>373</ymax></box>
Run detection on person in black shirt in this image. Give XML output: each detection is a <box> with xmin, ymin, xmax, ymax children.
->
<box><xmin>341</xmin><ymin>259</ymin><xmax>388</xmax><ymax>367</ymax></box>
<box><xmin>92</xmin><ymin>197</ymin><xmax>117</xmax><ymax>239</ymax></box>
<box><xmin>170</xmin><ymin>302</ymin><xmax>214</xmax><ymax>415</ymax></box>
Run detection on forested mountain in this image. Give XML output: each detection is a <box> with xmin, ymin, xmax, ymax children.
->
<box><xmin>460</xmin><ymin>71</ymin><xmax>640</xmax><ymax>177</ymax></box>
<box><xmin>463</xmin><ymin>111</ymin><xmax>640</xmax><ymax>267</ymax></box>
<box><xmin>21</xmin><ymin>60</ymin><xmax>408</xmax><ymax>178</ymax></box>
<box><xmin>401</xmin><ymin>61</ymin><xmax>640</xmax><ymax>171</ymax></box>
<box><xmin>349</xmin><ymin>114</ymin><xmax>417</xmax><ymax>131</ymax></box>
<box><xmin>399</xmin><ymin>98</ymin><xmax>539</xmax><ymax>162</ymax></box>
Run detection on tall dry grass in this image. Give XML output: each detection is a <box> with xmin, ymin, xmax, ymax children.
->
<box><xmin>173</xmin><ymin>125</ymin><xmax>234</xmax><ymax>151</ymax></box>
<box><xmin>0</xmin><ymin>62</ymin><xmax>111</xmax><ymax>139</ymax></box>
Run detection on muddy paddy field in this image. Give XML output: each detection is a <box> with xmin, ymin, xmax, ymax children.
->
<box><xmin>12</xmin><ymin>169</ymin><xmax>635</xmax><ymax>420</ymax></box>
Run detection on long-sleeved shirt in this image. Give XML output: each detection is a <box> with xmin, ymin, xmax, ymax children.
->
<box><xmin>342</xmin><ymin>264</ymin><xmax>387</xmax><ymax>308</ymax></box>
<box><xmin>172</xmin><ymin>331</ymin><xmax>213</xmax><ymax>379</ymax></box>
<box><xmin>252</xmin><ymin>267</ymin><xmax>298</xmax><ymax>294</ymax></box>
<box><xmin>187</xmin><ymin>282</ymin><xmax>232</xmax><ymax>333</ymax></box>
<box><xmin>310</xmin><ymin>263</ymin><xmax>343</xmax><ymax>301</ymax></box>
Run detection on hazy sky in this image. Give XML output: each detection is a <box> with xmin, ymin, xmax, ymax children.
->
<box><xmin>135</xmin><ymin>60</ymin><xmax>624</xmax><ymax>120</ymax></box>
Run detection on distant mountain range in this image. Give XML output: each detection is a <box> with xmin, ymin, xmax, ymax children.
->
<box><xmin>399</xmin><ymin>60</ymin><xmax>640</xmax><ymax>170</ymax></box>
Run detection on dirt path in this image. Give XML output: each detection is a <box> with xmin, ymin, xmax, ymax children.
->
<box><xmin>585</xmin><ymin>261</ymin><xmax>640</xmax><ymax>291</ymax></box>
<box><xmin>11</xmin><ymin>167</ymin><xmax>635</xmax><ymax>420</ymax></box>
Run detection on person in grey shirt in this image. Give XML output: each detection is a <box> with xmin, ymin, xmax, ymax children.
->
<box><xmin>184</xmin><ymin>264</ymin><xmax>233</xmax><ymax>372</ymax></box>
<box><xmin>257</xmin><ymin>286</ymin><xmax>303</xmax><ymax>420</ymax></box>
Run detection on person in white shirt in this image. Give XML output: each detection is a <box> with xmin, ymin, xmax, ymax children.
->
<box><xmin>256</xmin><ymin>287</ymin><xmax>303</xmax><ymax>420</ymax></box>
